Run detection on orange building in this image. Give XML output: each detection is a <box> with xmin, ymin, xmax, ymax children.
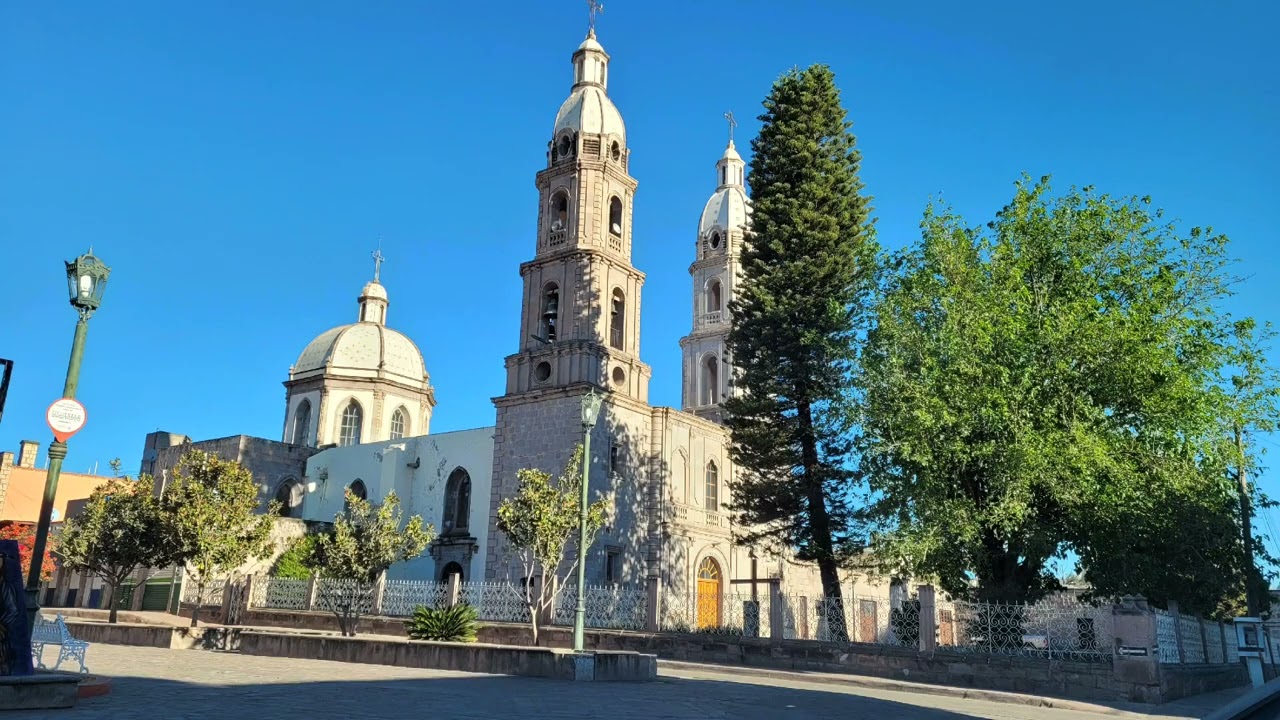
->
<box><xmin>0</xmin><ymin>440</ymin><xmax>114</xmax><ymax>524</ymax></box>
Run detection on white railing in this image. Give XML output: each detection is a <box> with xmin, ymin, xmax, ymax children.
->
<box><xmin>554</xmin><ymin>584</ymin><xmax>648</xmax><ymax>630</ymax></box>
<box><xmin>661</xmin><ymin>589</ymin><xmax>775</xmax><ymax>638</ymax></box>
<box><xmin>1155</xmin><ymin>608</ymin><xmax>1180</xmax><ymax>663</ymax></box>
<box><xmin>182</xmin><ymin>578</ymin><xmax>226</xmax><ymax>607</ymax></box>
<box><xmin>944</xmin><ymin>597</ymin><xmax>1115</xmax><ymax>660</ymax></box>
<box><xmin>257</xmin><ymin>577</ymin><xmax>310</xmax><ymax>611</ymax></box>
<box><xmin>701</xmin><ymin>311</ymin><xmax>722</xmax><ymax>326</ymax></box>
<box><xmin>460</xmin><ymin>581</ymin><xmax>530</xmax><ymax>624</ymax></box>
<box><xmin>381</xmin><ymin>579</ymin><xmax>448</xmax><ymax>617</ymax></box>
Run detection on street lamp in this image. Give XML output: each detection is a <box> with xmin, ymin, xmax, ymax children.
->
<box><xmin>25</xmin><ymin>251</ymin><xmax>110</xmax><ymax>627</ymax></box>
<box><xmin>573</xmin><ymin>387</ymin><xmax>603</xmax><ymax>652</ymax></box>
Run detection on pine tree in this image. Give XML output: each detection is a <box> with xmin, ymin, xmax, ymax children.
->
<box><xmin>724</xmin><ymin>65</ymin><xmax>878</xmax><ymax>634</ymax></box>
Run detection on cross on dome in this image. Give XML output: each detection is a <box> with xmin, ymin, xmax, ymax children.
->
<box><xmin>371</xmin><ymin>246</ymin><xmax>385</xmax><ymax>282</ymax></box>
<box><xmin>724</xmin><ymin>111</ymin><xmax>738</xmax><ymax>146</ymax></box>
<box><xmin>587</xmin><ymin>0</ymin><xmax>604</xmax><ymax>34</ymax></box>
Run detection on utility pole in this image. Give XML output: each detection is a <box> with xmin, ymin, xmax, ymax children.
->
<box><xmin>1237</xmin><ymin>424</ymin><xmax>1261</xmax><ymax>617</ymax></box>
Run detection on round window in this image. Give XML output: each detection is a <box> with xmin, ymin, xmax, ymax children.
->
<box><xmin>535</xmin><ymin>362</ymin><xmax>552</xmax><ymax>382</ymax></box>
<box><xmin>612</xmin><ymin>367</ymin><xmax>626</xmax><ymax>385</ymax></box>
<box><xmin>611</xmin><ymin>142</ymin><xmax>621</xmax><ymax>161</ymax></box>
<box><xmin>710</xmin><ymin>231</ymin><xmax>722</xmax><ymax>249</ymax></box>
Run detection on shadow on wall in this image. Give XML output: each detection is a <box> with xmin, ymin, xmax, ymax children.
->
<box><xmin>73</xmin><ymin>657</ymin><xmax>1000</xmax><ymax>720</ymax></box>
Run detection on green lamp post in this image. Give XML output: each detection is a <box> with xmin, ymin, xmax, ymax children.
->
<box><xmin>25</xmin><ymin>251</ymin><xmax>110</xmax><ymax>627</ymax></box>
<box><xmin>573</xmin><ymin>388</ymin><xmax>602</xmax><ymax>652</ymax></box>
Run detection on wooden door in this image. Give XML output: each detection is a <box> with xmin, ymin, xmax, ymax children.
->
<box><xmin>696</xmin><ymin>558</ymin><xmax>722</xmax><ymax>628</ymax></box>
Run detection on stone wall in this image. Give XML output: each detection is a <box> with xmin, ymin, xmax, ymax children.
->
<box><xmin>147</xmin><ymin>434</ymin><xmax>317</xmax><ymax>513</ymax></box>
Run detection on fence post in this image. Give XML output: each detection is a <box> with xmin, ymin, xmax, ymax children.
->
<box><xmin>371</xmin><ymin>573</ymin><xmax>387</xmax><ymax>615</ymax></box>
<box><xmin>645</xmin><ymin>576</ymin><xmax>659</xmax><ymax>633</ymax></box>
<box><xmin>799</xmin><ymin>596</ymin><xmax>810</xmax><ymax>640</ymax></box>
<box><xmin>769</xmin><ymin>580</ymin><xmax>784</xmax><ymax>641</ymax></box>
<box><xmin>447</xmin><ymin>573</ymin><xmax>461</xmax><ymax>608</ymax></box>
<box><xmin>1168</xmin><ymin>600</ymin><xmax>1185</xmax><ymax>663</ymax></box>
<box><xmin>305</xmin><ymin>574</ymin><xmax>319</xmax><ymax>611</ymax></box>
<box><xmin>1112</xmin><ymin>596</ymin><xmax>1162</xmax><ymax>703</ymax></box>
<box><xmin>918</xmin><ymin>585</ymin><xmax>937</xmax><ymax>652</ymax></box>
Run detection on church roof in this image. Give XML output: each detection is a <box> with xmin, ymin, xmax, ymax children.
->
<box><xmin>554</xmin><ymin>86</ymin><xmax>626</xmax><ymax>141</ymax></box>
<box><xmin>292</xmin><ymin>322</ymin><xmax>427</xmax><ymax>387</ymax></box>
<box><xmin>699</xmin><ymin>141</ymin><xmax>751</xmax><ymax>237</ymax></box>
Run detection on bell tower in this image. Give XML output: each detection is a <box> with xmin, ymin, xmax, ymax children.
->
<box><xmin>487</xmin><ymin>22</ymin><xmax>655</xmax><ymax>583</ymax></box>
<box><xmin>680</xmin><ymin>115</ymin><xmax>751</xmax><ymax>423</ymax></box>
<box><xmin>503</xmin><ymin>27</ymin><xmax>650</xmax><ymax>401</ymax></box>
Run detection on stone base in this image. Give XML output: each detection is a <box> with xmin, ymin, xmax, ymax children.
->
<box><xmin>0</xmin><ymin>673</ymin><xmax>80</xmax><ymax>710</ymax></box>
<box><xmin>239</xmin><ymin>631</ymin><xmax>657</xmax><ymax>682</ymax></box>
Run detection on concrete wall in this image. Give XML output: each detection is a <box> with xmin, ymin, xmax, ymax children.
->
<box><xmin>146</xmin><ymin>434</ymin><xmax>317</xmax><ymax>514</ymax></box>
<box><xmin>303</xmin><ymin>427</ymin><xmax>495</xmax><ymax>582</ymax></box>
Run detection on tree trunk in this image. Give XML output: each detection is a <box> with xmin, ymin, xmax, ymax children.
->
<box><xmin>796</xmin><ymin>400</ymin><xmax>848</xmax><ymax>641</ymax></box>
<box><xmin>190</xmin><ymin>581</ymin><xmax>203</xmax><ymax>628</ymax></box>
<box><xmin>107</xmin><ymin>582</ymin><xmax>121</xmax><ymax>624</ymax></box>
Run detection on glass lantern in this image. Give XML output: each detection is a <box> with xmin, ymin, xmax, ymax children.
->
<box><xmin>580</xmin><ymin>389</ymin><xmax>602</xmax><ymax>429</ymax></box>
<box><xmin>64</xmin><ymin>252</ymin><xmax>111</xmax><ymax>314</ymax></box>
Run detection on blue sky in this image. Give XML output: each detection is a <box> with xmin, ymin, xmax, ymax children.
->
<box><xmin>2</xmin><ymin>1</ymin><xmax>1277</xmax><ymax>539</ymax></box>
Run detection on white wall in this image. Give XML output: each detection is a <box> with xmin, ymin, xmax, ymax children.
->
<box><xmin>301</xmin><ymin>426</ymin><xmax>496</xmax><ymax>582</ymax></box>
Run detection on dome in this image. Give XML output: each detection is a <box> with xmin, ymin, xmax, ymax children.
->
<box><xmin>699</xmin><ymin>186</ymin><xmax>750</xmax><ymax>237</ymax></box>
<box><xmin>554</xmin><ymin>86</ymin><xmax>626</xmax><ymax>141</ymax></box>
<box><xmin>292</xmin><ymin>323</ymin><xmax>428</xmax><ymax>388</ymax></box>
<box><xmin>360</xmin><ymin>280</ymin><xmax>387</xmax><ymax>301</ymax></box>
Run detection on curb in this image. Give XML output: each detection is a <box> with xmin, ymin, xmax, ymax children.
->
<box><xmin>657</xmin><ymin>660</ymin><xmax>1157</xmax><ymax>718</ymax></box>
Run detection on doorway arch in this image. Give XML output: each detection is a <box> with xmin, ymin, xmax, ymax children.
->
<box><xmin>695</xmin><ymin>556</ymin><xmax>722</xmax><ymax>628</ymax></box>
<box><xmin>440</xmin><ymin>561</ymin><xmax>464</xmax><ymax>583</ymax></box>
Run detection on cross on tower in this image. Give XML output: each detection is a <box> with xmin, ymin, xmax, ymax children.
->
<box><xmin>371</xmin><ymin>246</ymin><xmax>385</xmax><ymax>281</ymax></box>
<box><xmin>587</xmin><ymin>0</ymin><xmax>604</xmax><ymax>33</ymax></box>
<box><xmin>724</xmin><ymin>111</ymin><xmax>738</xmax><ymax>145</ymax></box>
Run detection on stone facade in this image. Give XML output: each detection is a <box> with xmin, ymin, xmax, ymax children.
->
<box><xmin>144</xmin><ymin>433</ymin><xmax>318</xmax><ymax>515</ymax></box>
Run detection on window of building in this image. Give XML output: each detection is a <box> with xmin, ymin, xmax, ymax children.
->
<box><xmin>292</xmin><ymin>400</ymin><xmax>311</xmax><ymax>447</ymax></box>
<box><xmin>610</xmin><ymin>288</ymin><xmax>625</xmax><ymax>350</ymax></box>
<box><xmin>610</xmin><ymin>443</ymin><xmax>620</xmax><ymax>474</ymax></box>
<box><xmin>608</xmin><ymin>196</ymin><xmax>623</xmax><ymax>237</ymax></box>
<box><xmin>551</xmin><ymin>191</ymin><xmax>569</xmax><ymax>231</ymax></box>
<box><xmin>389</xmin><ymin>406</ymin><xmax>408</xmax><ymax>440</ymax></box>
<box><xmin>275</xmin><ymin>479</ymin><xmax>302</xmax><ymax>518</ymax></box>
<box><xmin>705</xmin><ymin>461</ymin><xmax>719</xmax><ymax>512</ymax></box>
<box><xmin>345</xmin><ymin>479</ymin><xmax>367</xmax><ymax>513</ymax></box>
<box><xmin>339</xmin><ymin>400</ymin><xmax>363</xmax><ymax>446</ymax></box>
<box><xmin>443</xmin><ymin>467</ymin><xmax>471</xmax><ymax>535</ymax></box>
<box><xmin>605</xmin><ymin>549</ymin><xmax>620</xmax><ymax>584</ymax></box>
<box><xmin>702</xmin><ymin>355</ymin><xmax>719</xmax><ymax>406</ymax></box>
<box><xmin>541</xmin><ymin>283</ymin><xmax>559</xmax><ymax>342</ymax></box>
<box><xmin>708</xmin><ymin>280</ymin><xmax>722</xmax><ymax>313</ymax></box>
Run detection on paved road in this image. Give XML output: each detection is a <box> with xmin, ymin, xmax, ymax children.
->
<box><xmin>27</xmin><ymin>644</ymin><xmax>1199</xmax><ymax>720</ymax></box>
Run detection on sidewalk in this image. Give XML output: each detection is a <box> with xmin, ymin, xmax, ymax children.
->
<box><xmin>659</xmin><ymin>659</ymin><xmax>1250</xmax><ymax>718</ymax></box>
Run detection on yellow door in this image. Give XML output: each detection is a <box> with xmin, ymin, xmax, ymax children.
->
<box><xmin>696</xmin><ymin>558</ymin><xmax>722</xmax><ymax>628</ymax></box>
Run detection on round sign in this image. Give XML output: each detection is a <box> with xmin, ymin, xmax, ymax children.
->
<box><xmin>46</xmin><ymin>398</ymin><xmax>87</xmax><ymax>442</ymax></box>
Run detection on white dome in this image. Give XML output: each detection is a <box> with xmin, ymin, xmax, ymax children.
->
<box><xmin>292</xmin><ymin>323</ymin><xmax>427</xmax><ymax>388</ymax></box>
<box><xmin>700</xmin><ymin>186</ymin><xmax>751</xmax><ymax>237</ymax></box>
<box><xmin>554</xmin><ymin>86</ymin><xmax>626</xmax><ymax>141</ymax></box>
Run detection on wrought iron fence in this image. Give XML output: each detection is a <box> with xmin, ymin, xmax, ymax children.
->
<box><xmin>1155</xmin><ymin>608</ymin><xmax>1180</xmax><ymax>663</ymax></box>
<box><xmin>553</xmin><ymin>584</ymin><xmax>648</xmax><ymax>631</ymax></box>
<box><xmin>943</xmin><ymin>597</ymin><xmax>1114</xmax><ymax>660</ymax></box>
<box><xmin>182</xmin><ymin>578</ymin><xmax>226</xmax><ymax>607</ymax></box>
<box><xmin>1203</xmin><ymin>619</ymin><xmax>1225</xmax><ymax>664</ymax></box>
<box><xmin>381</xmin><ymin>579</ymin><xmax>449</xmax><ymax>617</ymax></box>
<box><xmin>1178</xmin><ymin>613</ymin><xmax>1206</xmax><ymax>663</ymax></box>
<box><xmin>460</xmin><ymin>581</ymin><xmax>530</xmax><ymax>623</ymax></box>
<box><xmin>316</xmin><ymin>578</ymin><xmax>374</xmax><ymax>616</ymax></box>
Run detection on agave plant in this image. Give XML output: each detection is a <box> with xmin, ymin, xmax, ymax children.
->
<box><xmin>406</xmin><ymin>603</ymin><xmax>480</xmax><ymax>643</ymax></box>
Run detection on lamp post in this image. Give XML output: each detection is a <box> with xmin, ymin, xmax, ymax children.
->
<box><xmin>574</xmin><ymin>388</ymin><xmax>602</xmax><ymax>652</ymax></box>
<box><xmin>25</xmin><ymin>252</ymin><xmax>110</xmax><ymax>628</ymax></box>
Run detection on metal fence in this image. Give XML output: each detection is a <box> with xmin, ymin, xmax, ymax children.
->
<box><xmin>939</xmin><ymin>597</ymin><xmax>1115</xmax><ymax>661</ymax></box>
<box><xmin>1153</xmin><ymin>607</ymin><xmax>1237</xmax><ymax>665</ymax></box>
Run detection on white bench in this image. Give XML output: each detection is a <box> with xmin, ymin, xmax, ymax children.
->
<box><xmin>30</xmin><ymin>613</ymin><xmax>90</xmax><ymax>674</ymax></box>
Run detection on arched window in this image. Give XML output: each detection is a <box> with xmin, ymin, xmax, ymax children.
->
<box><xmin>440</xmin><ymin>561</ymin><xmax>464</xmax><ymax>583</ymax></box>
<box><xmin>344</xmin><ymin>479</ymin><xmax>367</xmax><ymax>514</ymax></box>
<box><xmin>705</xmin><ymin>461</ymin><xmax>719</xmax><ymax>512</ymax></box>
<box><xmin>338</xmin><ymin>400</ymin><xmax>363</xmax><ymax>447</ymax></box>
<box><xmin>389</xmin><ymin>406</ymin><xmax>408</xmax><ymax>440</ymax></box>
<box><xmin>550</xmin><ymin>191</ymin><xmax>569</xmax><ymax>232</ymax></box>
<box><xmin>610</xmin><ymin>288</ymin><xmax>625</xmax><ymax>350</ymax></box>
<box><xmin>608</xmin><ymin>196</ymin><xmax>623</xmax><ymax>237</ymax></box>
<box><xmin>443</xmin><ymin>467</ymin><xmax>471</xmax><ymax>535</ymax></box>
<box><xmin>292</xmin><ymin>400</ymin><xmax>311</xmax><ymax>447</ymax></box>
<box><xmin>541</xmin><ymin>283</ymin><xmax>559</xmax><ymax>342</ymax></box>
<box><xmin>275</xmin><ymin>479</ymin><xmax>303</xmax><ymax>518</ymax></box>
<box><xmin>702</xmin><ymin>355</ymin><xmax>719</xmax><ymax>406</ymax></box>
<box><xmin>707</xmin><ymin>280</ymin><xmax>722</xmax><ymax>313</ymax></box>
<box><xmin>670</xmin><ymin>451</ymin><xmax>688</xmax><ymax>504</ymax></box>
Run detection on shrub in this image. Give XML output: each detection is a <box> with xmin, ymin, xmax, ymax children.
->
<box><xmin>406</xmin><ymin>604</ymin><xmax>480</xmax><ymax>643</ymax></box>
<box><xmin>272</xmin><ymin>535</ymin><xmax>321</xmax><ymax>579</ymax></box>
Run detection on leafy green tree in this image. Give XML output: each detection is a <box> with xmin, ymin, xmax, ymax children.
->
<box><xmin>496</xmin><ymin>445</ymin><xmax>607</xmax><ymax>645</ymax></box>
<box><xmin>271</xmin><ymin>534</ymin><xmax>321</xmax><ymax>580</ymax></box>
<box><xmin>310</xmin><ymin>489</ymin><xmax>431</xmax><ymax>636</ymax></box>
<box><xmin>163</xmin><ymin>450</ymin><xmax>278</xmax><ymax>627</ymax></box>
<box><xmin>860</xmin><ymin>175</ymin><xmax>1271</xmax><ymax>613</ymax></box>
<box><xmin>723</xmin><ymin>64</ymin><xmax>879</xmax><ymax>634</ymax></box>
<box><xmin>55</xmin><ymin>473</ymin><xmax>179</xmax><ymax>623</ymax></box>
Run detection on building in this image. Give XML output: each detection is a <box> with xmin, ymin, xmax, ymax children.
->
<box><xmin>139</xmin><ymin>25</ymin><xmax>888</xmax><ymax>624</ymax></box>
<box><xmin>0</xmin><ymin>440</ymin><xmax>113</xmax><ymax>525</ymax></box>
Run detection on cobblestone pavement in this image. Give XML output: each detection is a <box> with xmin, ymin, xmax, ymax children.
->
<box><xmin>25</xmin><ymin>645</ymin><xmax>1194</xmax><ymax>720</ymax></box>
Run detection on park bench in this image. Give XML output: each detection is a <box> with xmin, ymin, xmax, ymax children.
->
<box><xmin>30</xmin><ymin>613</ymin><xmax>90</xmax><ymax>674</ymax></box>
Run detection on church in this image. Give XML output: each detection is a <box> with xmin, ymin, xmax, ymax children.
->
<box><xmin>141</xmin><ymin>24</ymin><xmax>880</xmax><ymax>622</ymax></box>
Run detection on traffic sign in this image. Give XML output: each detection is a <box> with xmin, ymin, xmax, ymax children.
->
<box><xmin>46</xmin><ymin>398</ymin><xmax>87</xmax><ymax>442</ymax></box>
